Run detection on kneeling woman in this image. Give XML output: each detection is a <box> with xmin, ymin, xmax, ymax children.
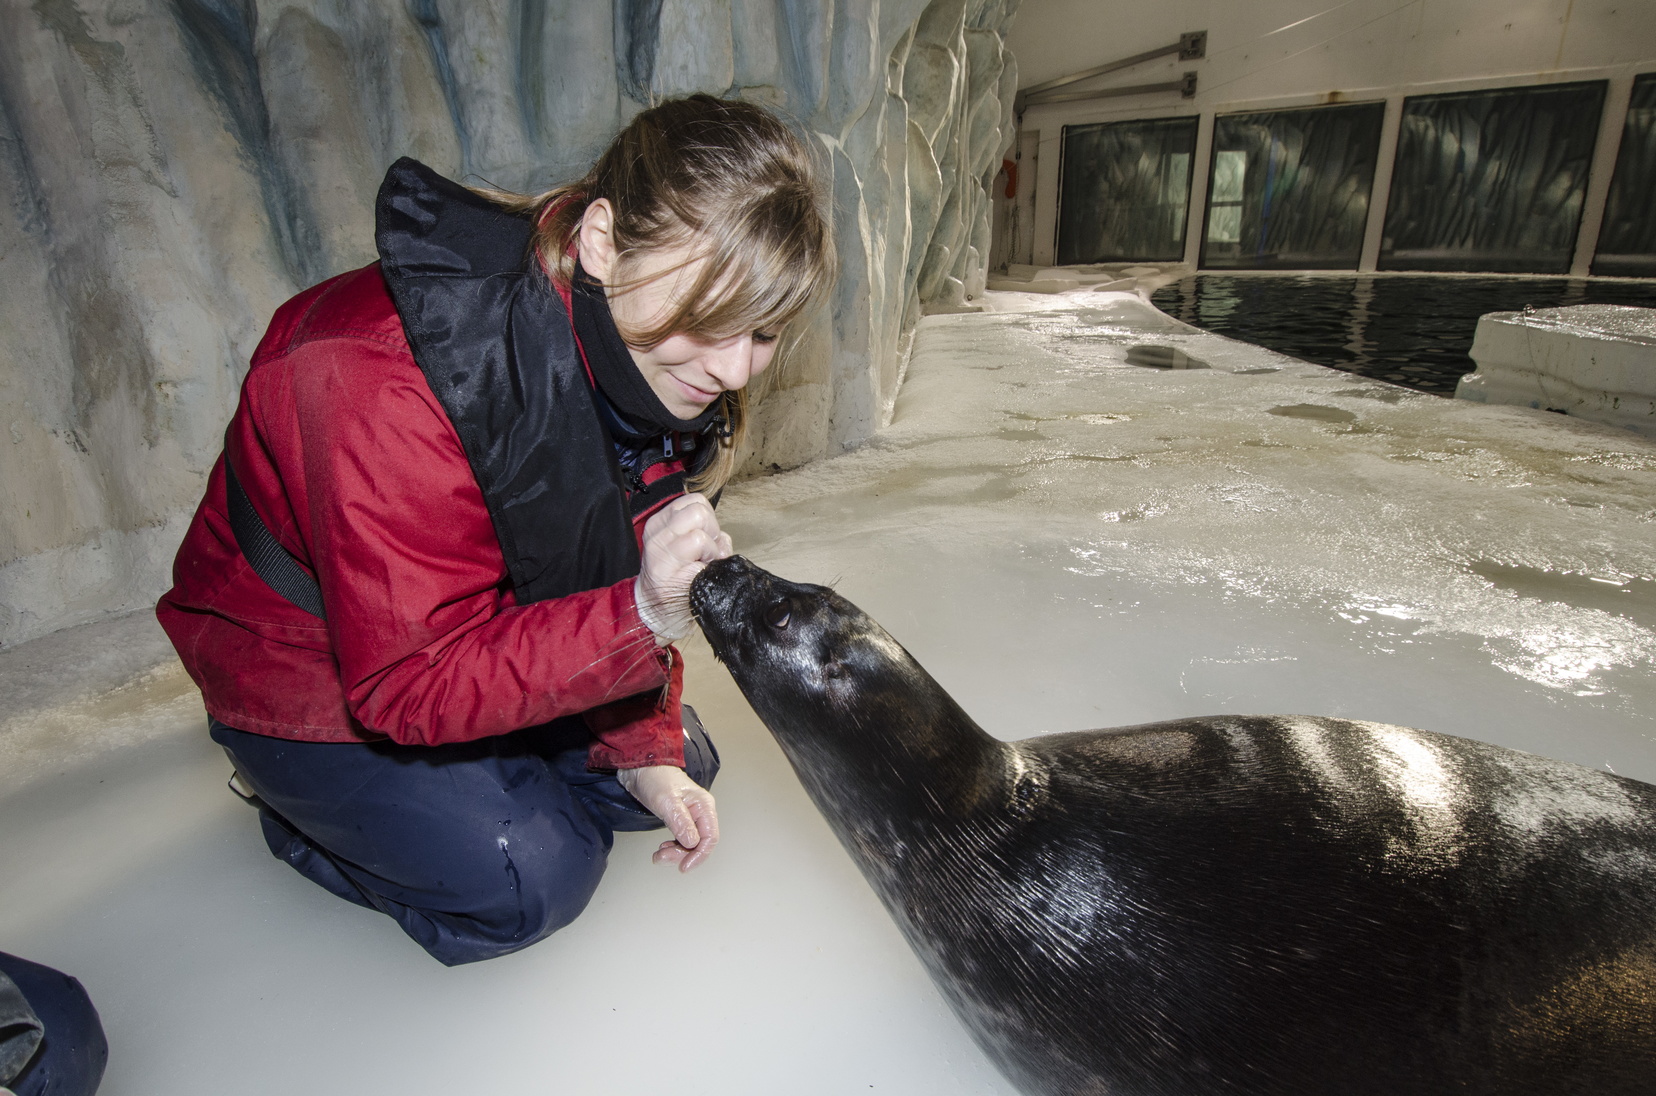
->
<box><xmin>157</xmin><ymin>96</ymin><xmax>834</xmax><ymax>965</ymax></box>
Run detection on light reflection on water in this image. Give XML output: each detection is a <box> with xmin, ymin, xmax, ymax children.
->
<box><xmin>1472</xmin><ymin>561</ymin><xmax>1656</xmax><ymax>632</ymax></box>
<box><xmin>1151</xmin><ymin>274</ymin><xmax>1656</xmax><ymax>395</ymax></box>
<box><xmin>1068</xmin><ymin>540</ymin><xmax>1656</xmax><ymax>698</ymax></box>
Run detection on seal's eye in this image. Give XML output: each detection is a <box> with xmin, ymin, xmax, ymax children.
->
<box><xmin>763</xmin><ymin>601</ymin><xmax>792</xmax><ymax>630</ymax></box>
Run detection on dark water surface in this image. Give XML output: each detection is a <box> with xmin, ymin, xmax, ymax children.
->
<box><xmin>1151</xmin><ymin>274</ymin><xmax>1656</xmax><ymax>395</ymax></box>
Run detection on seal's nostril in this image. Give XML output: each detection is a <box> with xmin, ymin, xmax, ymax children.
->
<box><xmin>763</xmin><ymin>600</ymin><xmax>792</xmax><ymax>630</ymax></box>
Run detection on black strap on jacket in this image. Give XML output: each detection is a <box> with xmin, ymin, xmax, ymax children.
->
<box><xmin>223</xmin><ymin>452</ymin><xmax>326</xmax><ymax>619</ymax></box>
<box><xmin>628</xmin><ymin>469</ymin><xmax>687</xmax><ymax>518</ymax></box>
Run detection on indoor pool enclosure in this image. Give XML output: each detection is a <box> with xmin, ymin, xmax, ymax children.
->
<box><xmin>2</xmin><ymin>3</ymin><xmax>1654</xmax><ymax>1094</ymax></box>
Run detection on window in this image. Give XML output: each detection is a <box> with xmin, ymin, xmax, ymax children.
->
<box><xmin>1057</xmin><ymin>116</ymin><xmax>1199</xmax><ymax>264</ymax></box>
<box><xmin>1201</xmin><ymin>103</ymin><xmax>1385</xmax><ymax>270</ymax></box>
<box><xmin>1207</xmin><ymin>150</ymin><xmax>1247</xmax><ymax>246</ymax></box>
<box><xmin>1380</xmin><ymin>82</ymin><xmax>1607</xmax><ymax>274</ymax></box>
<box><xmin>1593</xmin><ymin>73</ymin><xmax>1656</xmax><ymax>277</ymax></box>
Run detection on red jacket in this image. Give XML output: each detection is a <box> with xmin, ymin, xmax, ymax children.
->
<box><xmin>157</xmin><ymin>264</ymin><xmax>688</xmax><ymax>769</ymax></box>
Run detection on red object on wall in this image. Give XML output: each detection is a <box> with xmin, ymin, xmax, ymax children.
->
<box><xmin>1001</xmin><ymin>158</ymin><xmax>1017</xmax><ymax>199</ymax></box>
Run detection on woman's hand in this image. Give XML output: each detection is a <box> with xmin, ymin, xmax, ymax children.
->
<box><xmin>635</xmin><ymin>492</ymin><xmax>732</xmax><ymax>645</ymax></box>
<box><xmin>616</xmin><ymin>764</ymin><xmax>720</xmax><ymax>871</ymax></box>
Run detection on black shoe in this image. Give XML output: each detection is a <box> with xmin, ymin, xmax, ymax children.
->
<box><xmin>225</xmin><ymin>770</ymin><xmax>267</xmax><ymax>810</ymax></box>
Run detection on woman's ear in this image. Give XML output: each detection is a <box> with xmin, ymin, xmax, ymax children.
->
<box><xmin>577</xmin><ymin>198</ymin><xmax>618</xmax><ymax>283</ymax></box>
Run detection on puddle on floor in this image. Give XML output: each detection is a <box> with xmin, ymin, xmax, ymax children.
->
<box><xmin>1471</xmin><ymin>562</ymin><xmax>1656</xmax><ymax>631</ymax></box>
<box><xmin>1268</xmin><ymin>404</ymin><xmax>1358</xmax><ymax>423</ymax></box>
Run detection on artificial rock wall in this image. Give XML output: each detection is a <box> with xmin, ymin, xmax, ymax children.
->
<box><xmin>0</xmin><ymin>0</ymin><xmax>1019</xmax><ymax>646</ymax></box>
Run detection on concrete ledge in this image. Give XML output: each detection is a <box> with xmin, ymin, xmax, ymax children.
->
<box><xmin>0</xmin><ymin>513</ymin><xmax>192</xmax><ymax>649</ymax></box>
<box><xmin>1457</xmin><ymin>304</ymin><xmax>1656</xmax><ymax>435</ymax></box>
<box><xmin>0</xmin><ymin>609</ymin><xmax>199</xmax><ymax>799</ymax></box>
<box><xmin>986</xmin><ymin>262</ymin><xmax>1188</xmax><ymax>296</ymax></box>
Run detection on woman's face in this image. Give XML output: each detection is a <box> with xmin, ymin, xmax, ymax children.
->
<box><xmin>579</xmin><ymin>202</ymin><xmax>778</xmax><ymax>420</ymax></box>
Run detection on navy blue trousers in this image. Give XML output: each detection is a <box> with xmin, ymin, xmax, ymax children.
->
<box><xmin>210</xmin><ymin>710</ymin><xmax>718</xmax><ymax>966</ymax></box>
<box><xmin>0</xmin><ymin>952</ymin><xmax>107</xmax><ymax>1096</ymax></box>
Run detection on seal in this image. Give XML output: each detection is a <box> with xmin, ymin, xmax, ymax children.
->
<box><xmin>690</xmin><ymin>555</ymin><xmax>1656</xmax><ymax>1096</ymax></box>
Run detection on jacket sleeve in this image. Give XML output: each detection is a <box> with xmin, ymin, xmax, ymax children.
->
<box><xmin>287</xmin><ymin>336</ymin><xmax>677</xmax><ymax>753</ymax></box>
<box><xmin>583</xmin><ymin>645</ymin><xmax>686</xmax><ymax>770</ymax></box>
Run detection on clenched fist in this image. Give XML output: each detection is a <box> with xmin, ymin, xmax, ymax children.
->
<box><xmin>634</xmin><ymin>493</ymin><xmax>732</xmax><ymax>645</ymax></box>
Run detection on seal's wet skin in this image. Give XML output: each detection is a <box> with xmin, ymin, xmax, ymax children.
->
<box><xmin>691</xmin><ymin>555</ymin><xmax>1656</xmax><ymax>1096</ymax></box>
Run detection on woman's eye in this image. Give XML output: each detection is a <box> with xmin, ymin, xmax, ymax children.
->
<box><xmin>753</xmin><ymin>330</ymin><xmax>779</xmax><ymax>344</ymax></box>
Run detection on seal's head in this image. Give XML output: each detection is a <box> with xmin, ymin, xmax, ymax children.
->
<box><xmin>691</xmin><ymin>555</ymin><xmax>921</xmax><ymax>719</ymax></box>
<box><xmin>690</xmin><ymin>556</ymin><xmax>998</xmax><ymax>801</ymax></box>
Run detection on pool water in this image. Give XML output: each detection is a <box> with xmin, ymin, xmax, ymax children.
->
<box><xmin>1151</xmin><ymin>274</ymin><xmax>1656</xmax><ymax>395</ymax></box>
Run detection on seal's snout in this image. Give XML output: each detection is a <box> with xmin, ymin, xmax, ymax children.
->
<box><xmin>690</xmin><ymin>555</ymin><xmax>760</xmax><ymax>619</ymax></box>
<box><xmin>691</xmin><ymin>555</ymin><xmax>791</xmax><ymax>659</ymax></box>
<box><xmin>691</xmin><ymin>556</ymin><xmax>842</xmax><ymax>671</ymax></box>
<box><xmin>690</xmin><ymin>556</ymin><xmax>748</xmax><ymax>646</ymax></box>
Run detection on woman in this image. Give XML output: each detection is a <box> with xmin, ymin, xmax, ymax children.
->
<box><xmin>156</xmin><ymin>95</ymin><xmax>834</xmax><ymax>966</ymax></box>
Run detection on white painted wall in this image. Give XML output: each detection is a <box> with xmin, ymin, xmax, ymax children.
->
<box><xmin>1002</xmin><ymin>0</ymin><xmax>1656</xmax><ymax>267</ymax></box>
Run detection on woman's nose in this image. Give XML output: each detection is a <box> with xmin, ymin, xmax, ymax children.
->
<box><xmin>702</xmin><ymin>334</ymin><xmax>755</xmax><ymax>390</ymax></box>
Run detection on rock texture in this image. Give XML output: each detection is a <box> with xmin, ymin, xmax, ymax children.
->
<box><xmin>0</xmin><ymin>0</ymin><xmax>1019</xmax><ymax>646</ymax></box>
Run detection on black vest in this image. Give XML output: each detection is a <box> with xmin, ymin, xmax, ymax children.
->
<box><xmin>375</xmin><ymin>158</ymin><xmax>659</xmax><ymax>606</ymax></box>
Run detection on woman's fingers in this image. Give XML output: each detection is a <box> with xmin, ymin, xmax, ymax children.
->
<box><xmin>666</xmin><ymin>491</ymin><xmax>709</xmax><ymax>513</ymax></box>
<box><xmin>678</xmin><ymin>788</ymin><xmax>720</xmax><ymax>870</ymax></box>
<box><xmin>644</xmin><ymin>493</ymin><xmax>711</xmax><ymax>542</ymax></box>
<box><xmin>658</xmin><ymin>527</ymin><xmax>721</xmax><ymax>568</ymax></box>
<box><xmin>660</xmin><ymin>791</ymin><xmax>699</xmax><ymax>849</ymax></box>
<box><xmin>652</xmin><ymin>840</ymin><xmax>690</xmax><ymax>867</ymax></box>
<box><xmin>645</xmin><ymin>497</ymin><xmax>728</xmax><ymax>565</ymax></box>
<box><xmin>659</xmin><ymin>505</ymin><xmax>725</xmax><ymax>553</ymax></box>
<box><xmin>656</xmin><ymin>492</ymin><xmax>714</xmax><ymax>534</ymax></box>
<box><xmin>619</xmin><ymin>766</ymin><xmax>720</xmax><ymax>872</ymax></box>
<box><xmin>638</xmin><ymin>493</ymin><xmax>732</xmax><ymax>641</ymax></box>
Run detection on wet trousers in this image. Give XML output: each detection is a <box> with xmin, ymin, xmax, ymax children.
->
<box><xmin>0</xmin><ymin>952</ymin><xmax>107</xmax><ymax>1096</ymax></box>
<box><xmin>209</xmin><ymin>709</ymin><xmax>718</xmax><ymax>967</ymax></box>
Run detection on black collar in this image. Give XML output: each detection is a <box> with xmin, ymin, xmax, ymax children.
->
<box><xmin>375</xmin><ymin>156</ymin><xmax>647</xmax><ymax>604</ymax></box>
<box><xmin>569</xmin><ymin>261</ymin><xmax>724</xmax><ymax>436</ymax></box>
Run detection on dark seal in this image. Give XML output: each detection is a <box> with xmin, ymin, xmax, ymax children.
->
<box><xmin>691</xmin><ymin>555</ymin><xmax>1656</xmax><ymax>1096</ymax></box>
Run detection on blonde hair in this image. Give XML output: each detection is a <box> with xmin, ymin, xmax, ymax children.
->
<box><xmin>487</xmin><ymin>95</ymin><xmax>835</xmax><ymax>494</ymax></box>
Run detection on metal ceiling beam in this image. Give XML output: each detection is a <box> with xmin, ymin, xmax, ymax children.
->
<box><xmin>1023</xmin><ymin>71</ymin><xmax>1199</xmax><ymax>108</ymax></box>
<box><xmin>1017</xmin><ymin>30</ymin><xmax>1206</xmax><ymax>106</ymax></box>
